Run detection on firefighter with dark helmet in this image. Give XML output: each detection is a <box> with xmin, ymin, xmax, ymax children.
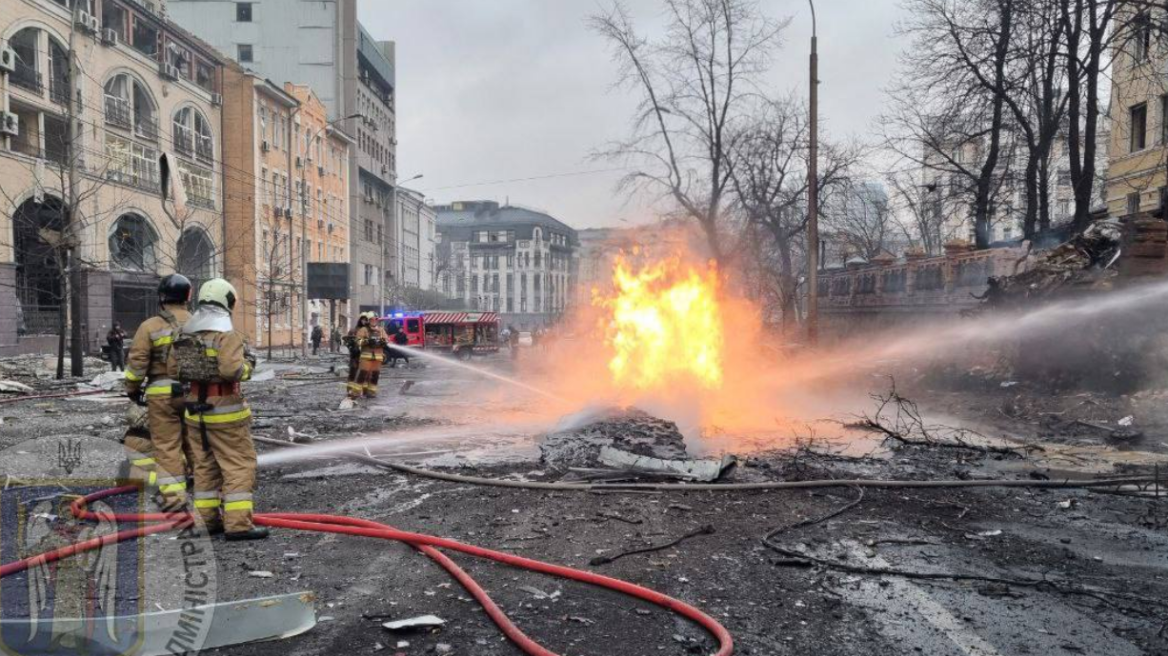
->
<box><xmin>168</xmin><ymin>278</ymin><xmax>267</xmax><ymax>540</ymax></box>
<box><xmin>123</xmin><ymin>273</ymin><xmax>192</xmax><ymax>509</ymax></box>
<box><xmin>353</xmin><ymin>311</ymin><xmax>386</xmax><ymax>398</ymax></box>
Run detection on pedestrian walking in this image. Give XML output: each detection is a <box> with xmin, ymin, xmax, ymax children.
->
<box><xmin>107</xmin><ymin>323</ymin><xmax>127</xmax><ymax>371</ymax></box>
<box><xmin>311</xmin><ymin>325</ymin><xmax>323</xmax><ymax>355</ymax></box>
<box><xmin>330</xmin><ymin>325</ymin><xmax>341</xmax><ymax>353</ymax></box>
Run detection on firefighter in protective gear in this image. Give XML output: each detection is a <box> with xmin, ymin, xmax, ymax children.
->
<box><xmin>123</xmin><ymin>273</ymin><xmax>192</xmax><ymax>508</ymax></box>
<box><xmin>353</xmin><ymin>312</ymin><xmax>386</xmax><ymax>398</ymax></box>
<box><xmin>343</xmin><ymin>314</ymin><xmax>367</xmax><ymax>399</ymax></box>
<box><xmin>168</xmin><ymin>278</ymin><xmax>267</xmax><ymax>540</ymax></box>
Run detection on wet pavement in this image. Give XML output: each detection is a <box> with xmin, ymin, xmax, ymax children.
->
<box><xmin>1</xmin><ymin>354</ymin><xmax>1166</xmax><ymax>655</ymax></box>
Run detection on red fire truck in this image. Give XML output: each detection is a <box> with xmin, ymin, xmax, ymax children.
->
<box><xmin>382</xmin><ymin>311</ymin><xmax>501</xmax><ymax>360</ymax></box>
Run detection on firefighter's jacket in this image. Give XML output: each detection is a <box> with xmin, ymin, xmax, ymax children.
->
<box><xmin>124</xmin><ymin>307</ymin><xmax>190</xmax><ymax>397</ymax></box>
<box><xmin>356</xmin><ymin>326</ymin><xmax>386</xmax><ymax>362</ymax></box>
<box><xmin>167</xmin><ymin>330</ymin><xmax>255</xmax><ymax>428</ymax></box>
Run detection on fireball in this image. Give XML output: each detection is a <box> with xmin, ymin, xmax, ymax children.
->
<box><xmin>593</xmin><ymin>255</ymin><xmax>724</xmax><ymax>391</ymax></box>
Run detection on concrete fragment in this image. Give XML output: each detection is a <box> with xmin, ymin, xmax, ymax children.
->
<box><xmin>381</xmin><ymin>615</ymin><xmax>445</xmax><ymax>631</ymax></box>
<box><xmin>598</xmin><ymin>446</ymin><xmax>735</xmax><ymax>482</ymax></box>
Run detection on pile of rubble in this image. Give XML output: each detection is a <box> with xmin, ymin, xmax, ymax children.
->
<box><xmin>975</xmin><ymin>219</ymin><xmax>1123</xmax><ymax>311</ymax></box>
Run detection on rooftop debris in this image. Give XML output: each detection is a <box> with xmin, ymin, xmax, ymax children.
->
<box><xmin>974</xmin><ymin>219</ymin><xmax>1123</xmax><ymax>311</ymax></box>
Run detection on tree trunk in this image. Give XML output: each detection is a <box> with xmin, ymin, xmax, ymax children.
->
<box><xmin>1038</xmin><ymin>151</ymin><xmax>1052</xmax><ymax>232</ymax></box>
<box><xmin>1023</xmin><ymin>155</ymin><xmax>1040</xmax><ymax>239</ymax></box>
<box><xmin>975</xmin><ymin>0</ymin><xmax>1013</xmax><ymax>249</ymax></box>
<box><xmin>66</xmin><ymin>7</ymin><xmax>83</xmax><ymax>378</ymax></box>
<box><xmin>56</xmin><ymin>296</ymin><xmax>67</xmax><ymax>380</ymax></box>
<box><xmin>776</xmin><ymin>233</ymin><xmax>796</xmax><ymax>330</ymax></box>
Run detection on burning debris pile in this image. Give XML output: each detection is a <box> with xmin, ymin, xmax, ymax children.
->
<box><xmin>540</xmin><ymin>408</ymin><xmax>734</xmax><ymax>482</ymax></box>
<box><xmin>541</xmin><ymin>407</ymin><xmax>689</xmax><ymax>471</ymax></box>
<box><xmin>975</xmin><ymin>219</ymin><xmax>1123</xmax><ymax>311</ymax></box>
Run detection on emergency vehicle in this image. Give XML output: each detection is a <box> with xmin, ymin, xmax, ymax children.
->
<box><xmin>382</xmin><ymin>311</ymin><xmax>501</xmax><ymax>359</ymax></box>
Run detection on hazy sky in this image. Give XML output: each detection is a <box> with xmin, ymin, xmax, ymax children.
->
<box><xmin>359</xmin><ymin>0</ymin><xmax>909</xmax><ymax>230</ymax></box>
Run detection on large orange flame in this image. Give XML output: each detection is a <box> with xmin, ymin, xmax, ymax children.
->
<box><xmin>593</xmin><ymin>254</ymin><xmax>724</xmax><ymax>391</ymax></box>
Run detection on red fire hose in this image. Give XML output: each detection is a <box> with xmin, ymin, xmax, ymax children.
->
<box><xmin>0</xmin><ymin>486</ymin><xmax>733</xmax><ymax>656</ymax></box>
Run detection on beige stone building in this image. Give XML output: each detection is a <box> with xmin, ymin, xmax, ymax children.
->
<box><xmin>219</xmin><ymin>66</ymin><xmax>351</xmax><ymax>349</ymax></box>
<box><xmin>0</xmin><ymin>0</ymin><xmax>224</xmax><ymax>355</ymax></box>
<box><xmin>1106</xmin><ymin>14</ymin><xmax>1168</xmax><ymax>217</ymax></box>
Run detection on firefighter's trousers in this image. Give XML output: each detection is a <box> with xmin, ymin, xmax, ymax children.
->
<box><xmin>356</xmin><ymin>352</ymin><xmax>383</xmax><ymax>397</ymax></box>
<box><xmin>347</xmin><ymin>353</ymin><xmax>362</xmax><ymax>398</ymax></box>
<box><xmin>122</xmin><ymin>433</ymin><xmax>157</xmax><ymax>487</ymax></box>
<box><xmin>186</xmin><ymin>415</ymin><xmax>257</xmax><ymax>533</ymax></box>
<box><xmin>148</xmin><ymin>395</ymin><xmax>189</xmax><ymax>505</ymax></box>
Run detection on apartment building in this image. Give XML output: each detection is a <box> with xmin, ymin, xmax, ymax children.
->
<box><xmin>1107</xmin><ymin>11</ymin><xmax>1168</xmax><ymax>218</ymax></box>
<box><xmin>219</xmin><ymin>64</ymin><xmax>351</xmax><ymax>347</ymax></box>
<box><xmin>395</xmin><ymin>186</ymin><xmax>435</xmax><ymax>291</ymax></box>
<box><xmin>1</xmin><ymin>0</ymin><xmax>224</xmax><ymax>354</ymax></box>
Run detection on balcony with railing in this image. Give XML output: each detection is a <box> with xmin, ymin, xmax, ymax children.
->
<box><xmin>12</xmin><ymin>67</ymin><xmax>43</xmax><ymax>95</ymax></box>
<box><xmin>105</xmin><ymin>95</ymin><xmax>132</xmax><ymax>130</ymax></box>
<box><xmin>134</xmin><ymin>115</ymin><xmax>159</xmax><ymax>142</ymax></box>
<box><xmin>189</xmin><ymin>194</ymin><xmax>215</xmax><ymax>210</ymax></box>
<box><xmin>195</xmin><ymin>134</ymin><xmax>213</xmax><ymax>164</ymax></box>
<box><xmin>174</xmin><ymin>124</ymin><xmax>193</xmax><ymax>157</ymax></box>
<box><xmin>49</xmin><ymin>76</ymin><xmax>70</xmax><ymax>106</ymax></box>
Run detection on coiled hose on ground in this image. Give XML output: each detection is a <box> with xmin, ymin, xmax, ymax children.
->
<box><xmin>0</xmin><ymin>486</ymin><xmax>734</xmax><ymax>656</ymax></box>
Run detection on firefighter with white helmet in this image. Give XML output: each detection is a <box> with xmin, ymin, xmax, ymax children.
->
<box><xmin>168</xmin><ymin>278</ymin><xmax>267</xmax><ymax>540</ymax></box>
<box><xmin>123</xmin><ymin>273</ymin><xmax>192</xmax><ymax>508</ymax></box>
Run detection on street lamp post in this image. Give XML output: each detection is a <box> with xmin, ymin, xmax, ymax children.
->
<box><xmin>382</xmin><ymin>173</ymin><xmax>424</xmax><ymax>317</ymax></box>
<box><xmin>300</xmin><ymin>113</ymin><xmax>362</xmax><ymax>357</ymax></box>
<box><xmin>806</xmin><ymin>0</ymin><xmax>820</xmax><ymax>345</ymax></box>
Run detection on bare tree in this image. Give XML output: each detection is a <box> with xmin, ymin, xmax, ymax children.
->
<box><xmin>886</xmin><ymin>0</ymin><xmax>1019</xmax><ymax>249</ymax></box>
<box><xmin>886</xmin><ymin>169</ymin><xmax>948</xmax><ymax>256</ymax></box>
<box><xmin>728</xmin><ymin>98</ymin><xmax>859</xmax><ymax>328</ymax></box>
<box><xmin>590</xmin><ymin>0</ymin><xmax>787</xmax><ymax>266</ymax></box>
<box><xmin>826</xmin><ymin>181</ymin><xmax>894</xmax><ymax>260</ymax></box>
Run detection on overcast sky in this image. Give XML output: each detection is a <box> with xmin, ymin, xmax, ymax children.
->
<box><xmin>359</xmin><ymin>0</ymin><xmax>909</xmax><ymax>230</ymax></box>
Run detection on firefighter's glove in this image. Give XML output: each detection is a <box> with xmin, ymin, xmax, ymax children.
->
<box><xmin>128</xmin><ymin>389</ymin><xmax>147</xmax><ymax>407</ymax></box>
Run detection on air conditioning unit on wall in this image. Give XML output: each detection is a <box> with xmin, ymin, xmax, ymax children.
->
<box><xmin>0</xmin><ymin>112</ymin><xmax>19</xmax><ymax>137</ymax></box>
<box><xmin>77</xmin><ymin>12</ymin><xmax>98</xmax><ymax>34</ymax></box>
<box><xmin>101</xmin><ymin>28</ymin><xmax>118</xmax><ymax>46</ymax></box>
<box><xmin>210</xmin><ymin>92</ymin><xmax>223</xmax><ymax>106</ymax></box>
<box><xmin>0</xmin><ymin>46</ymin><xmax>17</xmax><ymax>73</ymax></box>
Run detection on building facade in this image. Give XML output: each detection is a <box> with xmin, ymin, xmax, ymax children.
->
<box><xmin>434</xmin><ymin>201</ymin><xmax>578</xmax><ymax>330</ymax></box>
<box><xmin>1106</xmin><ymin>12</ymin><xmax>1168</xmax><ymax>218</ymax></box>
<box><xmin>219</xmin><ymin>65</ymin><xmax>351</xmax><ymax>348</ymax></box>
<box><xmin>1</xmin><ymin>0</ymin><xmax>224</xmax><ymax>355</ymax></box>
<box><xmin>169</xmin><ymin>0</ymin><xmax>402</xmax><ymax>318</ymax></box>
<box><xmin>395</xmin><ymin>186</ymin><xmax>435</xmax><ymax>291</ymax></box>
<box><xmin>918</xmin><ymin>126</ymin><xmax>1108</xmax><ymax>249</ymax></box>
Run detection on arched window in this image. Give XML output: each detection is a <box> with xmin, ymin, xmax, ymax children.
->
<box><xmin>533</xmin><ymin>227</ymin><xmax>542</xmax><ymax>242</ymax></box>
<box><xmin>103</xmin><ymin>73</ymin><xmax>157</xmax><ymax>141</ymax></box>
<box><xmin>177</xmin><ymin>227</ymin><xmax>215</xmax><ymax>282</ymax></box>
<box><xmin>173</xmin><ymin>106</ymin><xmax>213</xmax><ymax>163</ymax></box>
<box><xmin>109</xmin><ymin>214</ymin><xmax>158</xmax><ymax>272</ymax></box>
<box><xmin>13</xmin><ymin>196</ymin><xmax>67</xmax><ymax>334</ymax></box>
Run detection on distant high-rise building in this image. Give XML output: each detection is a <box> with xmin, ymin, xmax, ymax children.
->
<box><xmin>169</xmin><ymin>0</ymin><xmax>406</xmax><ymax>316</ymax></box>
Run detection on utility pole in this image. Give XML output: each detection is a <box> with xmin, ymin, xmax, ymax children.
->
<box><xmin>66</xmin><ymin>2</ymin><xmax>83</xmax><ymax>376</ymax></box>
<box><xmin>806</xmin><ymin>0</ymin><xmax>820</xmax><ymax>346</ymax></box>
<box><xmin>286</xmin><ymin>106</ymin><xmax>300</xmax><ymax>356</ymax></box>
